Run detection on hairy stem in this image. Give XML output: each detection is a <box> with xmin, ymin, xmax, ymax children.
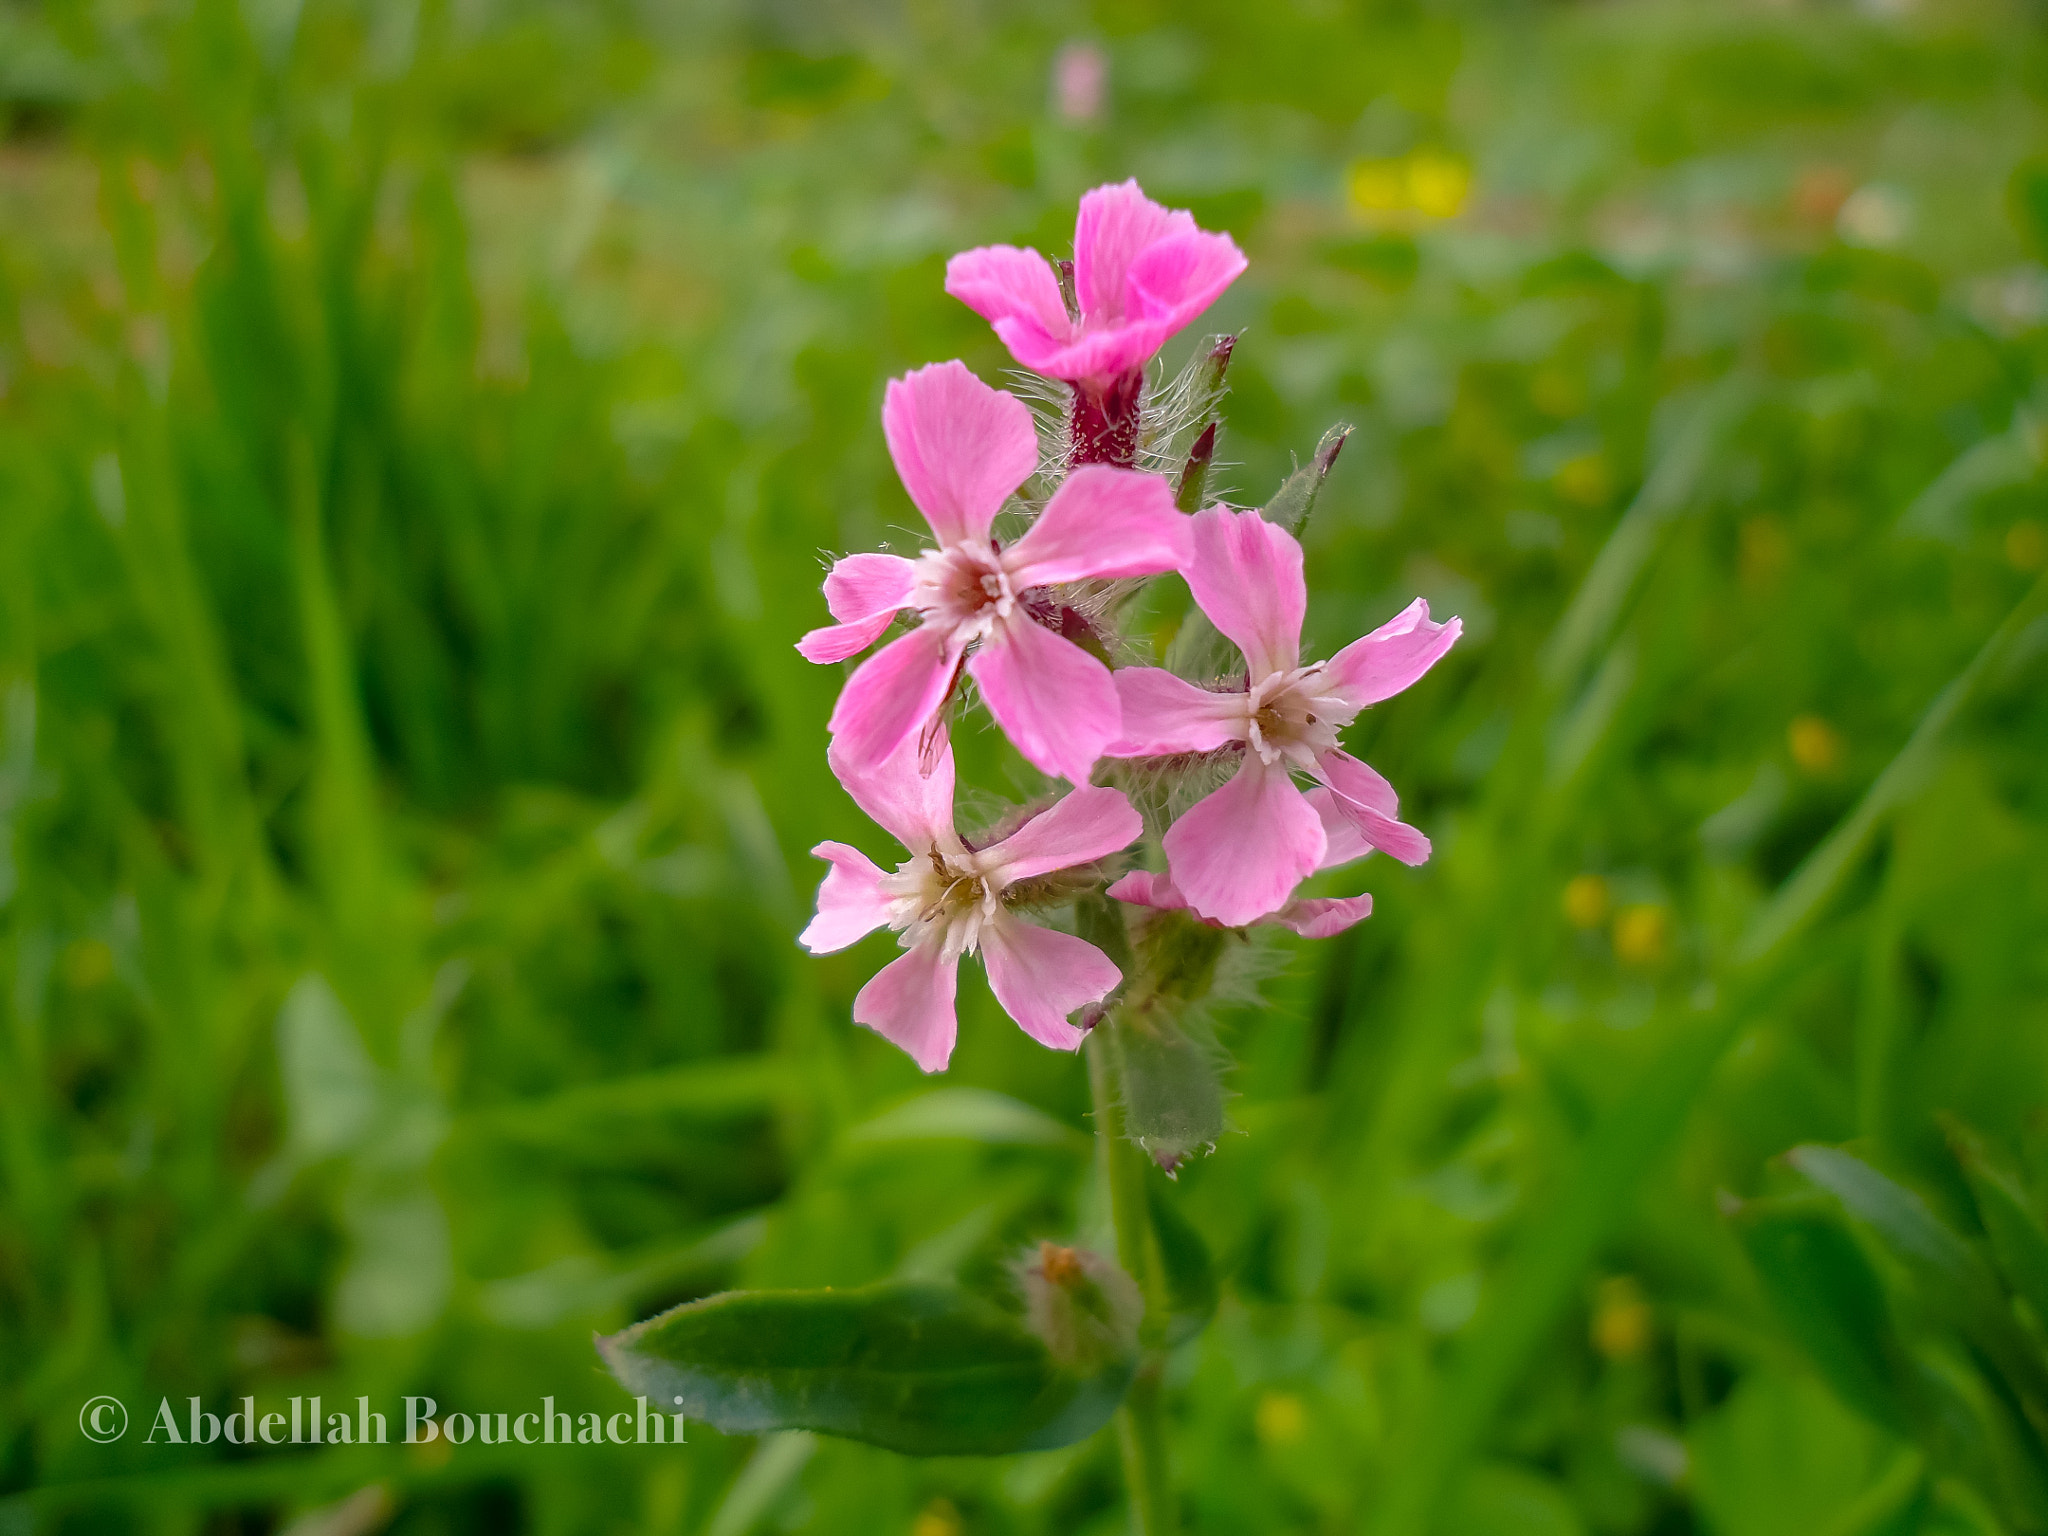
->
<box><xmin>1089</xmin><ymin>1023</ymin><xmax>1175</xmax><ymax>1535</ymax></box>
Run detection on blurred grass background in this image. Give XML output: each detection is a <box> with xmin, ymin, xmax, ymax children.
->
<box><xmin>4</xmin><ymin>0</ymin><xmax>2048</xmax><ymax>1532</ymax></box>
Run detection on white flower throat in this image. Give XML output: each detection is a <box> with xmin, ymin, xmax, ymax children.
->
<box><xmin>912</xmin><ymin>542</ymin><xmax>1018</xmax><ymax>645</ymax></box>
<box><xmin>1239</xmin><ymin>663</ymin><xmax>1357</xmax><ymax>768</ymax></box>
<box><xmin>879</xmin><ymin>839</ymin><xmax>1007</xmax><ymax>960</ymax></box>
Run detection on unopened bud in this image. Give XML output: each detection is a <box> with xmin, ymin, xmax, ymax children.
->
<box><xmin>1266</xmin><ymin>421</ymin><xmax>1352</xmax><ymax>536</ymax></box>
<box><xmin>1020</xmin><ymin>1243</ymin><xmax>1141</xmax><ymax>1370</ymax></box>
<box><xmin>1198</xmin><ymin>334</ymin><xmax>1235</xmax><ymax>397</ymax></box>
<box><xmin>1313</xmin><ymin>424</ymin><xmax>1349</xmax><ymax>478</ymax></box>
<box><xmin>1176</xmin><ymin>422</ymin><xmax>1218</xmax><ymax>512</ymax></box>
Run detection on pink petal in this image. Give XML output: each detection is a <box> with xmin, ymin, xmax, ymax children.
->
<box><xmin>1325</xmin><ymin>598</ymin><xmax>1463</xmax><ymax>708</ymax></box>
<box><xmin>1125</xmin><ymin>229</ymin><xmax>1246</xmax><ymax>331</ymax></box>
<box><xmin>795</xmin><ymin>552</ymin><xmax>921</xmax><ymax>664</ymax></box>
<box><xmin>968</xmin><ymin>615</ymin><xmax>1119</xmax><ymax>784</ymax></box>
<box><xmin>1314</xmin><ymin>750</ymin><xmax>1433</xmax><ymax>867</ymax></box>
<box><xmin>797</xmin><ymin>613</ymin><xmax>897</xmax><ymax>665</ymax></box>
<box><xmin>1073</xmin><ymin>181</ymin><xmax>1195</xmax><ymax>326</ymax></box>
<box><xmin>1306</xmin><ymin>786</ymin><xmax>1373</xmax><ymax>870</ymax></box>
<box><xmin>1270</xmin><ymin>894</ymin><xmax>1374</xmax><ymax>940</ymax></box>
<box><xmin>827</xmin><ymin>623</ymin><xmax>964</xmax><ymax>779</ymax></box>
<box><xmin>985</xmin><ymin>785</ymin><xmax>1141</xmax><ymax>882</ymax></box>
<box><xmin>1106</xmin><ymin>869</ymin><xmax>1193</xmax><ymax>913</ymax></box>
<box><xmin>882</xmin><ymin>361</ymin><xmax>1039</xmax><ymax>548</ymax></box>
<box><xmin>1002</xmin><ymin>465</ymin><xmax>1192</xmax><ymax>589</ymax></box>
<box><xmin>853</xmin><ymin>943</ymin><xmax>960</xmax><ymax>1073</ymax></box>
<box><xmin>798</xmin><ymin>842</ymin><xmax>895</xmax><ymax>953</ymax></box>
<box><xmin>1162</xmin><ymin>755</ymin><xmax>1326</xmax><ymax>927</ymax></box>
<box><xmin>1000</xmin><ymin>320</ymin><xmax>1177</xmax><ymax>384</ymax></box>
<box><xmin>824</xmin><ymin>552</ymin><xmax>918</xmax><ymax>623</ymax></box>
<box><xmin>1185</xmin><ymin>507</ymin><xmax>1306</xmax><ymax>680</ymax></box>
<box><xmin>827</xmin><ymin>730</ymin><xmax>957</xmax><ymax>852</ymax></box>
<box><xmin>943</xmin><ymin>245</ymin><xmax>1073</xmax><ymax>350</ymax></box>
<box><xmin>1105</xmin><ymin>668</ymin><xmax>1244</xmax><ymax>757</ymax></box>
<box><xmin>979</xmin><ymin>914</ymin><xmax>1119</xmax><ymax>1053</ymax></box>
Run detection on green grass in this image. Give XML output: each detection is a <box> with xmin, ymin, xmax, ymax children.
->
<box><xmin>4</xmin><ymin>0</ymin><xmax>2048</xmax><ymax>1532</ymax></box>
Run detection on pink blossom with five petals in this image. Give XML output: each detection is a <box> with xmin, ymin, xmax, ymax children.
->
<box><xmin>944</xmin><ymin>180</ymin><xmax>1247</xmax><ymax>386</ymax></box>
<box><xmin>1104</xmin><ymin>506</ymin><xmax>1461</xmax><ymax>928</ymax></box>
<box><xmin>797</xmin><ymin>360</ymin><xmax>1191</xmax><ymax>783</ymax></box>
<box><xmin>800</xmin><ymin>736</ymin><xmax>1142</xmax><ymax>1073</ymax></box>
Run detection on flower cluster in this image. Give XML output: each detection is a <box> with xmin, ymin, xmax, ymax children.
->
<box><xmin>799</xmin><ymin>181</ymin><xmax>1460</xmax><ymax>1072</ymax></box>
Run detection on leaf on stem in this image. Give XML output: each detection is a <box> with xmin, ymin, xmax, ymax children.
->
<box><xmin>1946</xmin><ymin>1119</ymin><xmax>2048</xmax><ymax>1336</ymax></box>
<box><xmin>1731</xmin><ymin>1195</ymin><xmax>1916</xmax><ymax>1435</ymax></box>
<box><xmin>1790</xmin><ymin>1144</ymin><xmax>2048</xmax><ymax>1418</ymax></box>
<box><xmin>597</xmin><ymin>1279</ymin><xmax>1135</xmax><ymax>1456</ymax></box>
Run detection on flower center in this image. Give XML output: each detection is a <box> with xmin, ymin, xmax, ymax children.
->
<box><xmin>1242</xmin><ymin>664</ymin><xmax>1358</xmax><ymax>768</ymax></box>
<box><xmin>880</xmin><ymin>844</ymin><xmax>1005</xmax><ymax>959</ymax></box>
<box><xmin>911</xmin><ymin>543</ymin><xmax>1017</xmax><ymax>643</ymax></box>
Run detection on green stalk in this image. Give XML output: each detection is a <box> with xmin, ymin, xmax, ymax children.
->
<box><xmin>1089</xmin><ymin>1024</ymin><xmax>1175</xmax><ymax>1536</ymax></box>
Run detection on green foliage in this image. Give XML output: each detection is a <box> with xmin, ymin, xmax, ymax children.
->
<box><xmin>598</xmin><ymin>1278</ymin><xmax>1134</xmax><ymax>1456</ymax></box>
<box><xmin>1745</xmin><ymin>1142</ymin><xmax>2048</xmax><ymax>1530</ymax></box>
<box><xmin>4</xmin><ymin>0</ymin><xmax>2048</xmax><ymax>1531</ymax></box>
<box><xmin>1735</xmin><ymin>1195</ymin><xmax>1915</xmax><ymax>1435</ymax></box>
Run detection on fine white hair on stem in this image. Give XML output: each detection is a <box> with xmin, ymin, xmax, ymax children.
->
<box><xmin>1004</xmin><ymin>342</ymin><xmax>1239</xmax><ymax>491</ymax></box>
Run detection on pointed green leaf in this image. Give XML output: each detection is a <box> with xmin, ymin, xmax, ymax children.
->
<box><xmin>1949</xmin><ymin>1123</ymin><xmax>2048</xmax><ymax>1335</ymax></box>
<box><xmin>845</xmin><ymin>1088</ymin><xmax>1088</xmax><ymax>1152</ymax></box>
<box><xmin>1733</xmin><ymin>1196</ymin><xmax>1914</xmax><ymax>1435</ymax></box>
<box><xmin>597</xmin><ymin>1280</ymin><xmax>1133</xmax><ymax>1456</ymax></box>
<box><xmin>1790</xmin><ymin>1146</ymin><xmax>2048</xmax><ymax>1415</ymax></box>
<box><xmin>1790</xmin><ymin>1147</ymin><xmax>1986</xmax><ymax>1288</ymax></box>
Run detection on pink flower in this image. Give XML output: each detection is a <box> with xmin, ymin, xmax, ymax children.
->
<box><xmin>797</xmin><ymin>360</ymin><xmax>1191</xmax><ymax>784</ymax></box>
<box><xmin>1105</xmin><ymin>507</ymin><xmax>1461</xmax><ymax>928</ymax></box>
<box><xmin>1106</xmin><ymin>788</ymin><xmax>1376</xmax><ymax>938</ymax></box>
<box><xmin>799</xmin><ymin>735</ymin><xmax>1142</xmax><ymax>1074</ymax></box>
<box><xmin>1050</xmin><ymin>40</ymin><xmax>1107</xmax><ymax>124</ymax></box>
<box><xmin>944</xmin><ymin>181</ymin><xmax>1247</xmax><ymax>386</ymax></box>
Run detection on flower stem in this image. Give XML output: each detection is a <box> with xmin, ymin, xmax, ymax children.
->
<box><xmin>1089</xmin><ymin>1022</ymin><xmax>1175</xmax><ymax>1536</ymax></box>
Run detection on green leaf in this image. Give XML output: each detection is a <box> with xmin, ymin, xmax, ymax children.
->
<box><xmin>1687</xmin><ymin>1371</ymin><xmax>1919</xmax><ymax>1536</ymax></box>
<box><xmin>596</xmin><ymin>1280</ymin><xmax>1133</xmax><ymax>1456</ymax></box>
<box><xmin>844</xmin><ymin>1088</ymin><xmax>1088</xmax><ymax>1153</ymax></box>
<box><xmin>1790</xmin><ymin>1146</ymin><xmax>2048</xmax><ymax>1418</ymax></box>
<box><xmin>1147</xmin><ymin>1180</ymin><xmax>1218</xmax><ymax>1346</ymax></box>
<box><xmin>1790</xmin><ymin>1147</ymin><xmax>1985</xmax><ymax>1284</ymax></box>
<box><xmin>1732</xmin><ymin>1196</ymin><xmax>1914</xmax><ymax>1435</ymax></box>
<box><xmin>1947</xmin><ymin>1121</ymin><xmax>2048</xmax><ymax>1337</ymax></box>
